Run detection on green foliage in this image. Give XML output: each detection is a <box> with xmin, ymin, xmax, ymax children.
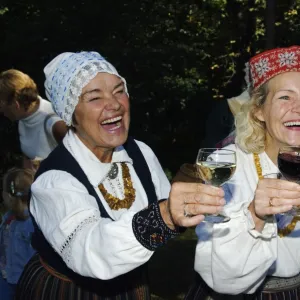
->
<box><xmin>0</xmin><ymin>7</ymin><xmax>8</xmax><ymax>15</ymax></box>
<box><xmin>164</xmin><ymin>168</ymin><xmax>173</xmax><ymax>181</ymax></box>
<box><xmin>1</xmin><ymin>0</ymin><xmax>300</xmax><ymax>177</ymax></box>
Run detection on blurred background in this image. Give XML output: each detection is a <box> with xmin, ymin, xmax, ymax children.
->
<box><xmin>0</xmin><ymin>0</ymin><xmax>300</xmax><ymax>298</ymax></box>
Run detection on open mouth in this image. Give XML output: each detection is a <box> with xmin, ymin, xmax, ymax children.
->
<box><xmin>101</xmin><ymin>116</ymin><xmax>123</xmax><ymax>131</ymax></box>
<box><xmin>284</xmin><ymin>121</ymin><xmax>300</xmax><ymax>128</ymax></box>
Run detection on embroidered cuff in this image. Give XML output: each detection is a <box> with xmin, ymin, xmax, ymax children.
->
<box><xmin>132</xmin><ymin>201</ymin><xmax>182</xmax><ymax>251</ymax></box>
<box><xmin>245</xmin><ymin>208</ymin><xmax>277</xmax><ymax>239</ymax></box>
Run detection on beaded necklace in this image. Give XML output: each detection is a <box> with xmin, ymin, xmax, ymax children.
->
<box><xmin>66</xmin><ymin>137</ymin><xmax>136</xmax><ymax>211</ymax></box>
<box><xmin>253</xmin><ymin>153</ymin><xmax>300</xmax><ymax>237</ymax></box>
<box><xmin>98</xmin><ymin>163</ymin><xmax>136</xmax><ymax>210</ymax></box>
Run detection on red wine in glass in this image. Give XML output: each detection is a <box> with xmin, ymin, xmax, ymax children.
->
<box><xmin>278</xmin><ymin>152</ymin><xmax>300</xmax><ymax>183</ymax></box>
<box><xmin>278</xmin><ymin>146</ymin><xmax>300</xmax><ymax>216</ymax></box>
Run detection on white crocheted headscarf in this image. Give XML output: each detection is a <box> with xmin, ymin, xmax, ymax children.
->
<box><xmin>44</xmin><ymin>51</ymin><xmax>128</xmax><ymax>126</ymax></box>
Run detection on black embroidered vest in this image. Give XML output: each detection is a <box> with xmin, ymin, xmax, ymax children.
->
<box><xmin>30</xmin><ymin>137</ymin><xmax>157</xmax><ymax>296</ymax></box>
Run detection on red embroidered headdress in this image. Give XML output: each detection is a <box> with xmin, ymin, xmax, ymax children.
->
<box><xmin>246</xmin><ymin>46</ymin><xmax>300</xmax><ymax>90</ymax></box>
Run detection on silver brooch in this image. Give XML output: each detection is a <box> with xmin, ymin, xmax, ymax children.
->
<box><xmin>108</xmin><ymin>163</ymin><xmax>119</xmax><ymax>180</ymax></box>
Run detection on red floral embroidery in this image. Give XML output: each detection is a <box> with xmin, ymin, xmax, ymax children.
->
<box><xmin>248</xmin><ymin>46</ymin><xmax>300</xmax><ymax>90</ymax></box>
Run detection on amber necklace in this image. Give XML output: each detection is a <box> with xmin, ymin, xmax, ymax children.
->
<box><xmin>98</xmin><ymin>163</ymin><xmax>136</xmax><ymax>210</ymax></box>
<box><xmin>65</xmin><ymin>136</ymin><xmax>136</xmax><ymax>210</ymax></box>
<box><xmin>253</xmin><ymin>153</ymin><xmax>300</xmax><ymax>237</ymax></box>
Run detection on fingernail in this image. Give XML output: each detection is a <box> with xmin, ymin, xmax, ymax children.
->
<box><xmin>211</xmin><ymin>186</ymin><xmax>220</xmax><ymax>190</ymax></box>
<box><xmin>199</xmin><ymin>215</ymin><xmax>205</xmax><ymax>222</ymax></box>
<box><xmin>219</xmin><ymin>198</ymin><xmax>226</xmax><ymax>205</ymax></box>
<box><xmin>216</xmin><ymin>206</ymin><xmax>224</xmax><ymax>212</ymax></box>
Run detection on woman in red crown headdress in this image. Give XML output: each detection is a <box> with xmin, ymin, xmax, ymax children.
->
<box><xmin>185</xmin><ymin>46</ymin><xmax>300</xmax><ymax>299</ymax></box>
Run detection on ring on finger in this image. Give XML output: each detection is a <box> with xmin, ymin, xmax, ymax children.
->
<box><xmin>269</xmin><ymin>197</ymin><xmax>274</xmax><ymax>207</ymax></box>
<box><xmin>183</xmin><ymin>203</ymin><xmax>192</xmax><ymax>218</ymax></box>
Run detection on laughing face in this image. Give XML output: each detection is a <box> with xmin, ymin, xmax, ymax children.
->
<box><xmin>73</xmin><ymin>72</ymin><xmax>130</xmax><ymax>162</ymax></box>
<box><xmin>256</xmin><ymin>72</ymin><xmax>300</xmax><ymax>150</ymax></box>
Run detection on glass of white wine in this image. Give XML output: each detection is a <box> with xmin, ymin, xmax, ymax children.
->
<box><xmin>196</xmin><ymin>148</ymin><xmax>237</xmax><ymax>223</ymax></box>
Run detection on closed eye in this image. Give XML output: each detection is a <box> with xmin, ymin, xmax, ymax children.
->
<box><xmin>115</xmin><ymin>89</ymin><xmax>124</xmax><ymax>94</ymax></box>
<box><xmin>88</xmin><ymin>97</ymin><xmax>101</xmax><ymax>102</ymax></box>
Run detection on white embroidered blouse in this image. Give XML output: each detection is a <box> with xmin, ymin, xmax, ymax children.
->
<box><xmin>30</xmin><ymin>131</ymin><xmax>171</xmax><ymax>279</ymax></box>
<box><xmin>195</xmin><ymin>144</ymin><xmax>300</xmax><ymax>295</ymax></box>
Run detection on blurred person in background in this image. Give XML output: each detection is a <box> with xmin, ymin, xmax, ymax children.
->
<box><xmin>0</xmin><ymin>168</ymin><xmax>36</xmax><ymax>300</ymax></box>
<box><xmin>0</xmin><ymin>69</ymin><xmax>68</xmax><ymax>169</ymax></box>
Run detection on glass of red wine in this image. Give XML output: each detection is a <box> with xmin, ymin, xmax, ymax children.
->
<box><xmin>278</xmin><ymin>146</ymin><xmax>300</xmax><ymax>216</ymax></box>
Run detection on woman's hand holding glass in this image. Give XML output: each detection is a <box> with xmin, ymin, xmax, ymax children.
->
<box><xmin>168</xmin><ymin>181</ymin><xmax>225</xmax><ymax>227</ymax></box>
<box><xmin>254</xmin><ymin>174</ymin><xmax>300</xmax><ymax>220</ymax></box>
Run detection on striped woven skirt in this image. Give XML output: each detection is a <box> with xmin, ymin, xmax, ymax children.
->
<box><xmin>15</xmin><ymin>254</ymin><xmax>150</xmax><ymax>300</ymax></box>
<box><xmin>185</xmin><ymin>273</ymin><xmax>300</xmax><ymax>300</ymax></box>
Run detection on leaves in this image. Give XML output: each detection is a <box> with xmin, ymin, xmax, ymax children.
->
<box><xmin>0</xmin><ymin>7</ymin><xmax>8</xmax><ymax>15</ymax></box>
<box><xmin>1</xmin><ymin>0</ymin><xmax>300</xmax><ymax>176</ymax></box>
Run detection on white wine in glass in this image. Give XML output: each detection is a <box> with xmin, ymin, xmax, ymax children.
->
<box><xmin>196</xmin><ymin>148</ymin><xmax>236</xmax><ymax>223</ymax></box>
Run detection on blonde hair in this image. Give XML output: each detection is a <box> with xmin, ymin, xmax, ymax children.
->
<box><xmin>2</xmin><ymin>168</ymin><xmax>35</xmax><ymax>220</ymax></box>
<box><xmin>235</xmin><ymin>83</ymin><xmax>268</xmax><ymax>154</ymax></box>
<box><xmin>0</xmin><ymin>69</ymin><xmax>39</xmax><ymax>111</ymax></box>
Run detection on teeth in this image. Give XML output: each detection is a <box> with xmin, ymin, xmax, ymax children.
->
<box><xmin>284</xmin><ymin>121</ymin><xmax>300</xmax><ymax>126</ymax></box>
<box><xmin>109</xmin><ymin>122</ymin><xmax>121</xmax><ymax>131</ymax></box>
<box><xmin>101</xmin><ymin>116</ymin><xmax>122</xmax><ymax>125</ymax></box>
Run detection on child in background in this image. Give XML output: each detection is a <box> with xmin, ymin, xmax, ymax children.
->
<box><xmin>0</xmin><ymin>168</ymin><xmax>36</xmax><ymax>299</ymax></box>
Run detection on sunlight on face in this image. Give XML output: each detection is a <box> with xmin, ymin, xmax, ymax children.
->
<box><xmin>73</xmin><ymin>72</ymin><xmax>130</xmax><ymax>162</ymax></box>
<box><xmin>256</xmin><ymin>72</ymin><xmax>300</xmax><ymax>149</ymax></box>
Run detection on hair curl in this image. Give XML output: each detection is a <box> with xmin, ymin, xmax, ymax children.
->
<box><xmin>235</xmin><ymin>83</ymin><xmax>269</xmax><ymax>154</ymax></box>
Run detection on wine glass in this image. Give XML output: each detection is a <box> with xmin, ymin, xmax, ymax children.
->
<box><xmin>278</xmin><ymin>145</ymin><xmax>300</xmax><ymax>216</ymax></box>
<box><xmin>196</xmin><ymin>148</ymin><xmax>236</xmax><ymax>223</ymax></box>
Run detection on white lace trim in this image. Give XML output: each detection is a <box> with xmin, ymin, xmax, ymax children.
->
<box><xmin>59</xmin><ymin>215</ymin><xmax>99</xmax><ymax>265</ymax></box>
<box><xmin>45</xmin><ymin>52</ymin><xmax>128</xmax><ymax>126</ymax></box>
<box><xmin>65</xmin><ymin>61</ymin><xmax>128</xmax><ymax>126</ymax></box>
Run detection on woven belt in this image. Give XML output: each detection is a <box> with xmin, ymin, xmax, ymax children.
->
<box><xmin>39</xmin><ymin>256</ymin><xmax>72</xmax><ymax>283</ymax></box>
<box><xmin>262</xmin><ymin>273</ymin><xmax>300</xmax><ymax>293</ymax></box>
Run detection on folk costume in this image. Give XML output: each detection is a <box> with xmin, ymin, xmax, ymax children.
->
<box><xmin>15</xmin><ymin>52</ymin><xmax>181</xmax><ymax>300</ymax></box>
<box><xmin>186</xmin><ymin>46</ymin><xmax>300</xmax><ymax>299</ymax></box>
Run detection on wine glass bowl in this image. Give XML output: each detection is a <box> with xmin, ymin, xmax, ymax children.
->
<box><xmin>196</xmin><ymin>148</ymin><xmax>236</xmax><ymax>187</ymax></box>
<box><xmin>196</xmin><ymin>148</ymin><xmax>237</xmax><ymax>223</ymax></box>
<box><xmin>278</xmin><ymin>146</ymin><xmax>300</xmax><ymax>216</ymax></box>
<box><xmin>278</xmin><ymin>146</ymin><xmax>300</xmax><ymax>184</ymax></box>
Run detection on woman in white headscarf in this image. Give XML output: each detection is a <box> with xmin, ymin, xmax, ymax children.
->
<box><xmin>15</xmin><ymin>51</ymin><xmax>225</xmax><ymax>300</ymax></box>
